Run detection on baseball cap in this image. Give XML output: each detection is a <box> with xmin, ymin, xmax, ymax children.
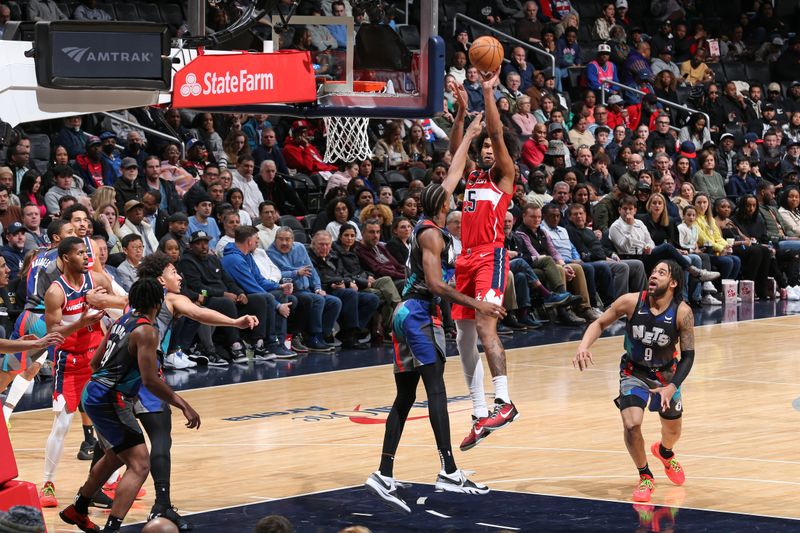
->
<box><xmin>788</xmin><ymin>140</ymin><xmax>800</xmax><ymax>149</ymax></box>
<box><xmin>768</xmin><ymin>82</ymin><xmax>781</xmax><ymax>92</ymax></box>
<box><xmin>679</xmin><ymin>141</ymin><xmax>696</xmax><ymax>158</ymax></box>
<box><xmin>186</xmin><ymin>138</ymin><xmax>205</xmax><ymax>150</ymax></box>
<box><xmin>6</xmin><ymin>222</ymin><xmax>25</xmax><ymax>235</ymax></box>
<box><xmin>772</xmin><ymin>37</ymin><xmax>784</xmax><ymax>46</ymax></box>
<box><xmin>636</xmin><ymin>181</ymin><xmax>651</xmax><ymax>192</ymax></box>
<box><xmin>124</xmin><ymin>199</ymin><xmax>144</xmax><ymax>212</ymax></box>
<box><xmin>121</xmin><ymin>157</ymin><xmax>138</xmax><ymax>169</ymax></box>
<box><xmin>661</xmin><ymin>44</ymin><xmax>674</xmax><ymax>55</ymax></box>
<box><xmin>744</xmin><ymin>132</ymin><xmax>758</xmax><ymax>143</ymax></box>
<box><xmin>99</xmin><ymin>131</ymin><xmax>117</xmax><ymax>141</ymax></box>
<box><xmin>763</xmin><ymin>103</ymin><xmax>776</xmax><ymax>112</ymax></box>
<box><xmin>196</xmin><ymin>192</ymin><xmax>213</xmax><ymax>205</ymax></box>
<box><xmin>548</xmin><ymin>122</ymin><xmax>565</xmax><ymax>133</ymax></box>
<box><xmin>597</xmin><ymin>43</ymin><xmax>611</xmax><ymax>54</ymax></box>
<box><xmin>615</xmin><ymin>0</ymin><xmax>628</xmax><ymax>8</ymax></box>
<box><xmin>292</xmin><ymin>120</ymin><xmax>310</xmax><ymax>133</ymax></box>
<box><xmin>792</xmin><ymin>81</ymin><xmax>800</xmax><ymax>88</ymax></box>
<box><xmin>167</xmin><ymin>212</ymin><xmax>189</xmax><ymax>223</ymax></box>
<box><xmin>719</xmin><ymin>132</ymin><xmax>735</xmax><ymax>143</ymax></box>
<box><xmin>608</xmin><ymin>94</ymin><xmax>624</xmax><ymax>105</ymax></box>
<box><xmin>190</xmin><ymin>230</ymin><xmax>212</xmax><ymax>244</ymax></box>
<box><xmin>86</xmin><ymin>135</ymin><xmax>101</xmax><ymax>147</ymax></box>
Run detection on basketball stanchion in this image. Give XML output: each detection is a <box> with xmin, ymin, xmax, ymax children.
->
<box><xmin>320</xmin><ymin>80</ymin><xmax>387</xmax><ymax>163</ymax></box>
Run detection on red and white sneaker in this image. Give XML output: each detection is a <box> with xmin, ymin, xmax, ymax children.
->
<box><xmin>459</xmin><ymin>416</ymin><xmax>490</xmax><ymax>451</ymax></box>
<box><xmin>651</xmin><ymin>441</ymin><xmax>685</xmax><ymax>485</ymax></box>
<box><xmin>39</xmin><ymin>481</ymin><xmax>58</xmax><ymax>507</ymax></box>
<box><xmin>480</xmin><ymin>400</ymin><xmax>520</xmax><ymax>432</ymax></box>
<box><xmin>632</xmin><ymin>474</ymin><xmax>655</xmax><ymax>502</ymax></box>
<box><xmin>59</xmin><ymin>504</ymin><xmax>100</xmax><ymax>532</ymax></box>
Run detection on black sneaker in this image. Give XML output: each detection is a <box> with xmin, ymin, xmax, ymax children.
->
<box><xmin>149</xmin><ymin>504</ymin><xmax>192</xmax><ymax>531</ymax></box>
<box><xmin>231</xmin><ymin>345</ymin><xmax>248</xmax><ymax>364</ymax></box>
<box><xmin>206</xmin><ymin>355</ymin><xmax>230</xmax><ymax>367</ymax></box>
<box><xmin>90</xmin><ymin>488</ymin><xmax>113</xmax><ymax>509</ymax></box>
<box><xmin>496</xmin><ymin>323</ymin><xmax>514</xmax><ymax>336</ymax></box>
<box><xmin>324</xmin><ymin>334</ymin><xmax>342</xmax><ymax>348</ymax></box>
<box><xmin>77</xmin><ymin>440</ymin><xmax>94</xmax><ymax>460</ymax></box>
<box><xmin>253</xmin><ymin>343</ymin><xmax>277</xmax><ymax>361</ymax></box>
<box><xmin>184</xmin><ymin>350</ymin><xmax>209</xmax><ymax>366</ymax></box>
<box><xmin>290</xmin><ymin>336</ymin><xmax>309</xmax><ymax>353</ymax></box>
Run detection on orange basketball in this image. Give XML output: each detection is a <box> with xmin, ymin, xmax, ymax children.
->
<box><xmin>468</xmin><ymin>36</ymin><xmax>504</xmax><ymax>75</ymax></box>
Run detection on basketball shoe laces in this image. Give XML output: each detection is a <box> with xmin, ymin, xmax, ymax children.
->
<box><xmin>638</xmin><ymin>475</ymin><xmax>655</xmax><ymax>491</ymax></box>
<box><xmin>666</xmin><ymin>458</ymin><xmax>682</xmax><ymax>474</ymax></box>
<box><xmin>42</xmin><ymin>483</ymin><xmax>55</xmax><ymax>497</ymax></box>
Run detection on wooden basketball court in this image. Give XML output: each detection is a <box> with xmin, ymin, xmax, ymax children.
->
<box><xmin>9</xmin><ymin>315</ymin><xmax>800</xmax><ymax>530</ymax></box>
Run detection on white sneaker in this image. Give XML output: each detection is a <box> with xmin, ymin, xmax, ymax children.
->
<box><xmin>701</xmin><ymin>294</ymin><xmax>722</xmax><ymax>306</ymax></box>
<box><xmin>163</xmin><ymin>351</ymin><xmax>194</xmax><ymax>370</ymax></box>
<box><xmin>702</xmin><ymin>281</ymin><xmax>717</xmax><ymax>293</ymax></box>
<box><xmin>434</xmin><ymin>469</ymin><xmax>489</xmax><ymax>495</ymax></box>
<box><xmin>365</xmin><ymin>472</ymin><xmax>410</xmax><ymax>513</ymax></box>
<box><xmin>791</xmin><ymin>286</ymin><xmax>800</xmax><ymax>301</ymax></box>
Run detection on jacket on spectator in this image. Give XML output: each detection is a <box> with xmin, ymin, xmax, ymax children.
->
<box><xmin>221</xmin><ymin>242</ymin><xmax>282</xmax><ymax>294</ymax></box>
<box><xmin>308</xmin><ymin>248</ymin><xmax>349</xmax><ymax>292</ymax></box>
<box><xmin>282</xmin><ymin>137</ymin><xmax>337</xmax><ymax>174</ymax></box>
<box><xmin>267</xmin><ymin>242</ymin><xmax>322</xmax><ymax>292</ymax></box>
<box><xmin>258</xmin><ymin>176</ymin><xmax>307</xmax><ymax>216</ymax></box>
<box><xmin>138</xmin><ymin>177</ymin><xmax>184</xmax><ymax>215</ymax></box>
<box><xmin>355</xmin><ymin>241</ymin><xmax>405</xmax><ymax>280</ymax></box>
<box><xmin>55</xmin><ymin>127</ymin><xmax>87</xmax><ymax>159</ymax></box>
<box><xmin>252</xmin><ymin>145</ymin><xmax>290</xmax><ymax>174</ymax></box>
<box><xmin>118</xmin><ymin>219</ymin><xmax>159</xmax><ymax>256</ymax></box>
<box><xmin>179</xmin><ymin>249</ymin><xmax>242</xmax><ymax>301</ymax></box>
<box><xmin>333</xmin><ymin>242</ymin><xmax>373</xmax><ymax>289</ymax></box>
<box><xmin>0</xmin><ymin>244</ymin><xmax>24</xmax><ymax>281</ymax></box>
<box><xmin>565</xmin><ymin>222</ymin><xmax>609</xmax><ymax>261</ymax></box>
<box><xmin>114</xmin><ymin>177</ymin><xmax>146</xmax><ymax>214</ymax></box>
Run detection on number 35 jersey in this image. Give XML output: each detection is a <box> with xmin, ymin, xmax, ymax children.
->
<box><xmin>461</xmin><ymin>169</ymin><xmax>511</xmax><ymax>250</ymax></box>
<box><xmin>623</xmin><ymin>291</ymin><xmax>680</xmax><ymax>368</ymax></box>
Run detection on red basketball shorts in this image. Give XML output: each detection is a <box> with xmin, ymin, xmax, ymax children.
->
<box><xmin>452</xmin><ymin>245</ymin><xmax>508</xmax><ymax>320</ymax></box>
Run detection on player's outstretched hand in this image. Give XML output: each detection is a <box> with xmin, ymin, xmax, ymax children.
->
<box><xmin>480</xmin><ymin>68</ymin><xmax>501</xmax><ymax>89</ymax></box>
<box><xmin>466</xmin><ymin>112</ymin><xmax>484</xmax><ymax>137</ymax></box>
<box><xmin>649</xmin><ymin>384</ymin><xmax>677</xmax><ymax>412</ymax></box>
<box><xmin>181</xmin><ymin>403</ymin><xmax>201</xmax><ymax>429</ymax></box>
<box><xmin>573</xmin><ymin>349</ymin><xmax>594</xmax><ymax>371</ymax></box>
<box><xmin>475</xmin><ymin>301</ymin><xmax>506</xmax><ymax>319</ymax></box>
<box><xmin>451</xmin><ymin>79</ymin><xmax>469</xmax><ymax>112</ymax></box>
<box><xmin>236</xmin><ymin>315</ymin><xmax>258</xmax><ymax>330</ymax></box>
<box><xmin>35</xmin><ymin>332</ymin><xmax>65</xmax><ymax>348</ymax></box>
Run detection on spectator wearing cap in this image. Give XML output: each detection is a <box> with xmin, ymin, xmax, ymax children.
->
<box><xmin>113</xmin><ymin>157</ymin><xmax>146</xmax><ymax>213</ymax></box>
<box><xmin>183</xmin><ymin>138</ymin><xmax>210</xmax><ymax>176</ymax></box>
<box><xmin>137</xmin><ymin>155</ymin><xmax>183</xmax><ymax>214</ymax></box>
<box><xmin>774</xmin><ymin>38</ymin><xmax>800</xmax><ymax>83</ymax></box>
<box><xmin>782</xmin><ymin>141</ymin><xmax>800</xmax><ymax>177</ymax></box>
<box><xmin>738</xmin><ymin>132</ymin><xmax>761</xmax><ymax>166</ymax></box>
<box><xmin>282</xmin><ymin>120</ymin><xmax>338</xmax><ymax>174</ymax></box>
<box><xmin>650</xmin><ymin>44</ymin><xmax>680</xmax><ymax>79</ymax></box>
<box><xmin>54</xmin><ymin>116</ymin><xmax>87</xmax><ymax>159</ymax></box>
<box><xmin>749</xmin><ymin>104</ymin><xmax>787</xmax><ymax>138</ymax></box>
<box><xmin>118</xmin><ymin>198</ymin><xmax>159</xmax><ymax>256</ymax></box>
<box><xmin>586</xmin><ymin>42</ymin><xmax>619</xmax><ymax>94</ymax></box>
<box><xmin>99</xmin><ymin>130</ymin><xmax>123</xmax><ymax>182</ymax></box>
<box><xmin>116</xmin><ymin>233</ymin><xmax>144</xmax><ymax>291</ymax></box>
<box><xmin>543</xmin><ymin>138</ymin><xmax>569</xmax><ymax>177</ymax></box>
<box><xmin>44</xmin><ymin>164</ymin><xmax>87</xmax><ymax>216</ymax></box>
<box><xmin>1</xmin><ymin>222</ymin><xmax>26</xmax><ymax>281</ymax></box>
<box><xmin>252</xmin><ymin>128</ymin><xmax>290</xmax><ymax>174</ymax></box>
<box><xmin>715</xmin><ymin>133</ymin><xmax>737</xmax><ymax>178</ymax></box>
<box><xmin>765</xmin><ymin>82</ymin><xmax>787</xmax><ymax>115</ymax></box>
<box><xmin>75</xmin><ymin>135</ymin><xmax>105</xmax><ymax>191</ymax></box>
<box><xmin>755</xmin><ymin>36</ymin><xmax>785</xmax><ymax>64</ymax></box>
<box><xmin>187</xmin><ymin>194</ymin><xmax>220</xmax><ymax>250</ymax></box>
<box><xmin>160</xmin><ymin>211</ymin><xmax>190</xmax><ymax>254</ymax></box>
<box><xmin>679</xmin><ymin>48</ymin><xmax>713</xmax><ymax>87</ymax></box>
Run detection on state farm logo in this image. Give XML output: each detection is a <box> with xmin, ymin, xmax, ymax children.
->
<box><xmin>179</xmin><ymin>73</ymin><xmax>202</xmax><ymax>98</ymax></box>
<box><xmin>178</xmin><ymin>70</ymin><xmax>274</xmax><ymax>99</ymax></box>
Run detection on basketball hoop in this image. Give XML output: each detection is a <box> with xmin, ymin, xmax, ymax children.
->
<box><xmin>321</xmin><ymin>80</ymin><xmax>386</xmax><ymax>163</ymax></box>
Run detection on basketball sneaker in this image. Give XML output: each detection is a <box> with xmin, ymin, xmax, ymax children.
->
<box><xmin>148</xmin><ymin>504</ymin><xmax>191</xmax><ymax>531</ymax></box>
<box><xmin>59</xmin><ymin>504</ymin><xmax>100</xmax><ymax>532</ymax></box>
<box><xmin>39</xmin><ymin>481</ymin><xmax>57</xmax><ymax>507</ymax></box>
<box><xmin>460</xmin><ymin>416</ymin><xmax>490</xmax><ymax>451</ymax></box>
<box><xmin>89</xmin><ymin>488</ymin><xmax>113</xmax><ymax>509</ymax></box>
<box><xmin>651</xmin><ymin>441</ymin><xmax>685</xmax><ymax>485</ymax></box>
<box><xmin>102</xmin><ymin>480</ymin><xmax>147</xmax><ymax>499</ymax></box>
<box><xmin>480</xmin><ymin>399</ymin><xmax>520</xmax><ymax>432</ymax></box>
<box><xmin>434</xmin><ymin>469</ymin><xmax>489</xmax><ymax>495</ymax></box>
<box><xmin>77</xmin><ymin>439</ymin><xmax>94</xmax><ymax>460</ymax></box>
<box><xmin>253</xmin><ymin>341</ymin><xmax>277</xmax><ymax>361</ymax></box>
<box><xmin>632</xmin><ymin>474</ymin><xmax>655</xmax><ymax>502</ymax></box>
<box><xmin>364</xmin><ymin>471</ymin><xmax>411</xmax><ymax>513</ymax></box>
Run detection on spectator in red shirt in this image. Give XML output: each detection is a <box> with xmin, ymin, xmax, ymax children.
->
<box><xmin>281</xmin><ymin>120</ymin><xmax>337</xmax><ymax>174</ymax></box>
<box><xmin>522</xmin><ymin>123</ymin><xmax>549</xmax><ymax>169</ymax></box>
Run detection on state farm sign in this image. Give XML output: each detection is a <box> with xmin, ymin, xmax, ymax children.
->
<box><xmin>172</xmin><ymin>51</ymin><xmax>316</xmax><ymax>108</ymax></box>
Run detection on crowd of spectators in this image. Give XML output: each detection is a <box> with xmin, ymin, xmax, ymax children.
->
<box><xmin>0</xmin><ymin>0</ymin><xmax>799</xmax><ymax>368</ymax></box>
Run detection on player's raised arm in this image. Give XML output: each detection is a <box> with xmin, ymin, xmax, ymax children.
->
<box><xmin>448</xmin><ymin>80</ymin><xmax>469</xmax><ymax>156</ymax></box>
<box><xmin>441</xmin><ymin>112</ymin><xmax>483</xmax><ymax>196</ymax></box>
<box><xmin>481</xmin><ymin>68</ymin><xmax>515</xmax><ymax>193</ymax></box>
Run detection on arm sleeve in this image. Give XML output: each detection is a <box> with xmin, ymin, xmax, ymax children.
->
<box><xmin>671</xmin><ymin>350</ymin><xmax>694</xmax><ymax>388</ymax></box>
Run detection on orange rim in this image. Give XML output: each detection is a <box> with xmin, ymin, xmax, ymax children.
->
<box><xmin>323</xmin><ymin>80</ymin><xmax>386</xmax><ymax>93</ymax></box>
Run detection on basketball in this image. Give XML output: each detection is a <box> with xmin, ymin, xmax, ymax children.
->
<box><xmin>469</xmin><ymin>36</ymin><xmax>504</xmax><ymax>75</ymax></box>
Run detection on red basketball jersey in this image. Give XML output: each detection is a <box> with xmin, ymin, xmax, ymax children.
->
<box><xmin>52</xmin><ymin>272</ymin><xmax>103</xmax><ymax>354</ymax></box>
<box><xmin>460</xmin><ymin>169</ymin><xmax>512</xmax><ymax>250</ymax></box>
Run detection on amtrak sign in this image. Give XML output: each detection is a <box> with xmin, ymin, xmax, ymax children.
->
<box><xmin>172</xmin><ymin>51</ymin><xmax>316</xmax><ymax>108</ymax></box>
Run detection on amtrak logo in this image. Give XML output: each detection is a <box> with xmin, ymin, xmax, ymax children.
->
<box><xmin>61</xmin><ymin>46</ymin><xmax>154</xmax><ymax>63</ymax></box>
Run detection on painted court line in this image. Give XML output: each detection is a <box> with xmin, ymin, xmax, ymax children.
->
<box><xmin>476</xmin><ymin>522</ymin><xmax>520</xmax><ymax>531</ymax></box>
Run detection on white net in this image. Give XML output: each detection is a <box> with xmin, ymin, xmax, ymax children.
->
<box><xmin>323</xmin><ymin>115</ymin><xmax>373</xmax><ymax>163</ymax></box>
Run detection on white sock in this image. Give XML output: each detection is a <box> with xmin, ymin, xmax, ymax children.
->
<box><xmin>492</xmin><ymin>375</ymin><xmax>510</xmax><ymax>404</ymax></box>
<box><xmin>456</xmin><ymin>320</ymin><xmax>488</xmax><ymax>418</ymax></box>
<box><xmin>44</xmin><ymin>409</ymin><xmax>74</xmax><ymax>483</ymax></box>
<box><xmin>3</xmin><ymin>375</ymin><xmax>33</xmax><ymax>421</ymax></box>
